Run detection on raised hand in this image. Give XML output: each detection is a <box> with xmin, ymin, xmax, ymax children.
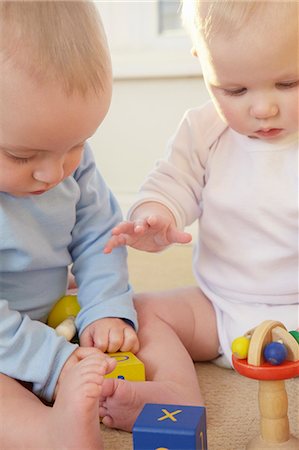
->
<box><xmin>104</xmin><ymin>209</ymin><xmax>192</xmax><ymax>254</ymax></box>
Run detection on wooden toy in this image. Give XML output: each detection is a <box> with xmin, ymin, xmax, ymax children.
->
<box><xmin>289</xmin><ymin>330</ymin><xmax>299</xmax><ymax>344</ymax></box>
<box><xmin>231</xmin><ymin>336</ymin><xmax>250</xmax><ymax>359</ymax></box>
<box><xmin>264</xmin><ymin>342</ymin><xmax>287</xmax><ymax>365</ymax></box>
<box><xmin>105</xmin><ymin>351</ymin><xmax>145</xmax><ymax>381</ymax></box>
<box><xmin>47</xmin><ymin>295</ymin><xmax>80</xmax><ymax>340</ymax></box>
<box><xmin>232</xmin><ymin>320</ymin><xmax>299</xmax><ymax>449</ymax></box>
<box><xmin>133</xmin><ymin>403</ymin><xmax>207</xmax><ymax>450</ymax></box>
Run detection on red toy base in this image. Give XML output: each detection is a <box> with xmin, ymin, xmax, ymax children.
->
<box><xmin>232</xmin><ymin>355</ymin><xmax>299</xmax><ymax>380</ymax></box>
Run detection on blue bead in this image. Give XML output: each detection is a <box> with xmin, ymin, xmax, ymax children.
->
<box><xmin>264</xmin><ymin>342</ymin><xmax>287</xmax><ymax>365</ymax></box>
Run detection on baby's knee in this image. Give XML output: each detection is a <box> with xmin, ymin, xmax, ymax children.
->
<box><xmin>133</xmin><ymin>292</ymin><xmax>162</xmax><ymax>324</ymax></box>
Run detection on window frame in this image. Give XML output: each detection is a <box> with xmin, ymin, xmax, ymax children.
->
<box><xmin>97</xmin><ymin>1</ymin><xmax>201</xmax><ymax>79</ymax></box>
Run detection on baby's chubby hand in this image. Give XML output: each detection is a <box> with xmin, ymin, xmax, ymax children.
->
<box><xmin>104</xmin><ymin>201</ymin><xmax>191</xmax><ymax>254</ymax></box>
<box><xmin>104</xmin><ymin>214</ymin><xmax>192</xmax><ymax>254</ymax></box>
<box><xmin>79</xmin><ymin>317</ymin><xmax>139</xmax><ymax>354</ymax></box>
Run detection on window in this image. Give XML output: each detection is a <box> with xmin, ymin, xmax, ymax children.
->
<box><xmin>97</xmin><ymin>1</ymin><xmax>201</xmax><ymax>79</ymax></box>
<box><xmin>158</xmin><ymin>0</ymin><xmax>181</xmax><ymax>33</ymax></box>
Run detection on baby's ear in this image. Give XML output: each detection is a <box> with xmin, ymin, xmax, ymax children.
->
<box><xmin>191</xmin><ymin>46</ymin><xmax>198</xmax><ymax>57</ymax></box>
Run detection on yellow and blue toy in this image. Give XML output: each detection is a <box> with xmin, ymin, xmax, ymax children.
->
<box><xmin>105</xmin><ymin>352</ymin><xmax>145</xmax><ymax>381</ymax></box>
<box><xmin>232</xmin><ymin>320</ymin><xmax>299</xmax><ymax>450</ymax></box>
<box><xmin>48</xmin><ymin>296</ymin><xmax>146</xmax><ymax>381</ymax></box>
<box><xmin>133</xmin><ymin>403</ymin><xmax>207</xmax><ymax>450</ymax></box>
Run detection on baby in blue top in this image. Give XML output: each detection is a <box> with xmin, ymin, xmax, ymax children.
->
<box><xmin>0</xmin><ymin>2</ymin><xmax>138</xmax><ymax>449</ymax></box>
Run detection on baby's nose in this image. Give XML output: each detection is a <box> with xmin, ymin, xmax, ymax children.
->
<box><xmin>33</xmin><ymin>158</ymin><xmax>64</xmax><ymax>184</ymax></box>
<box><xmin>250</xmin><ymin>101</ymin><xmax>279</xmax><ymax>120</ymax></box>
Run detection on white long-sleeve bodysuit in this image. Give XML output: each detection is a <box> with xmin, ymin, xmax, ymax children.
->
<box><xmin>130</xmin><ymin>101</ymin><xmax>298</xmax><ymax>365</ymax></box>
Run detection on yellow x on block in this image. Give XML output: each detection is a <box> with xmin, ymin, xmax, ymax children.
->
<box><xmin>158</xmin><ymin>408</ymin><xmax>182</xmax><ymax>422</ymax></box>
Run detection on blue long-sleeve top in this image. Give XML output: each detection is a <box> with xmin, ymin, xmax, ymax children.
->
<box><xmin>0</xmin><ymin>143</ymin><xmax>137</xmax><ymax>401</ymax></box>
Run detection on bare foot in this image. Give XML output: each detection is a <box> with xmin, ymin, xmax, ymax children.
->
<box><xmin>49</xmin><ymin>354</ymin><xmax>115</xmax><ymax>449</ymax></box>
<box><xmin>99</xmin><ymin>378</ymin><xmax>203</xmax><ymax>432</ymax></box>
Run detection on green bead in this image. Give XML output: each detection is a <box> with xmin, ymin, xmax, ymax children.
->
<box><xmin>289</xmin><ymin>330</ymin><xmax>299</xmax><ymax>344</ymax></box>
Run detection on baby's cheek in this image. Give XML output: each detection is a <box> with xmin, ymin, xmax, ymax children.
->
<box><xmin>64</xmin><ymin>157</ymin><xmax>81</xmax><ymax>177</ymax></box>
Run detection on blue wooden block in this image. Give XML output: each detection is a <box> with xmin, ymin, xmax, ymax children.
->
<box><xmin>133</xmin><ymin>403</ymin><xmax>207</xmax><ymax>450</ymax></box>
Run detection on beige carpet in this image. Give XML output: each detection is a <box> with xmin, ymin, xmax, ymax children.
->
<box><xmin>101</xmin><ymin>245</ymin><xmax>299</xmax><ymax>450</ymax></box>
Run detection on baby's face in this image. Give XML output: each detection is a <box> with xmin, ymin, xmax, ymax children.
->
<box><xmin>196</xmin><ymin>12</ymin><xmax>298</xmax><ymax>140</ymax></box>
<box><xmin>0</xmin><ymin>65</ymin><xmax>112</xmax><ymax>197</ymax></box>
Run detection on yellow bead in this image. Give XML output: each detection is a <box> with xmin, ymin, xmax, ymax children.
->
<box><xmin>231</xmin><ymin>336</ymin><xmax>250</xmax><ymax>359</ymax></box>
<box><xmin>47</xmin><ymin>295</ymin><xmax>80</xmax><ymax>329</ymax></box>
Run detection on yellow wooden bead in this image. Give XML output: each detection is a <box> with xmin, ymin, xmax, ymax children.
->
<box><xmin>47</xmin><ymin>295</ymin><xmax>80</xmax><ymax>329</ymax></box>
<box><xmin>231</xmin><ymin>336</ymin><xmax>250</xmax><ymax>359</ymax></box>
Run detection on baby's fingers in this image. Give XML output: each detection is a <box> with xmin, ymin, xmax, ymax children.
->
<box><xmin>120</xmin><ymin>327</ymin><xmax>140</xmax><ymax>353</ymax></box>
<box><xmin>113</xmin><ymin>219</ymin><xmax>150</xmax><ymax>235</ymax></box>
<box><xmin>168</xmin><ymin>227</ymin><xmax>192</xmax><ymax>245</ymax></box>
<box><xmin>111</xmin><ymin>221</ymin><xmax>136</xmax><ymax>236</ymax></box>
<box><xmin>146</xmin><ymin>215</ymin><xmax>173</xmax><ymax>232</ymax></box>
<box><xmin>104</xmin><ymin>234</ymin><xmax>127</xmax><ymax>254</ymax></box>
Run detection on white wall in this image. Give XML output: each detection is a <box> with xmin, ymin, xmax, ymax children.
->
<box><xmin>89</xmin><ymin>76</ymin><xmax>210</xmax><ymax>215</ymax></box>
<box><xmin>90</xmin><ymin>1</ymin><xmax>211</xmax><ymax>237</ymax></box>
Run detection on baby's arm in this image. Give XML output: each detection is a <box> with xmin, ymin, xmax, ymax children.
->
<box><xmin>71</xmin><ymin>145</ymin><xmax>138</xmax><ymax>353</ymax></box>
<box><xmin>104</xmin><ymin>201</ymin><xmax>192</xmax><ymax>254</ymax></box>
<box><xmin>0</xmin><ymin>299</ymin><xmax>77</xmax><ymax>402</ymax></box>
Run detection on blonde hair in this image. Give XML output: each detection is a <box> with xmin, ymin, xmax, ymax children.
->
<box><xmin>0</xmin><ymin>1</ymin><xmax>112</xmax><ymax>96</ymax></box>
<box><xmin>181</xmin><ymin>0</ymin><xmax>298</xmax><ymax>44</ymax></box>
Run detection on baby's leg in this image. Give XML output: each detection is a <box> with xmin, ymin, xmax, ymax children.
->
<box><xmin>100</xmin><ymin>286</ymin><xmax>219</xmax><ymax>431</ymax></box>
<box><xmin>0</xmin><ymin>354</ymin><xmax>113</xmax><ymax>449</ymax></box>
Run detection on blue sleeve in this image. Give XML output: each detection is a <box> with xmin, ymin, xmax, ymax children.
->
<box><xmin>70</xmin><ymin>144</ymin><xmax>138</xmax><ymax>334</ymax></box>
<box><xmin>0</xmin><ymin>300</ymin><xmax>77</xmax><ymax>402</ymax></box>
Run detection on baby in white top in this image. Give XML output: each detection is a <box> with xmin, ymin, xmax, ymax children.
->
<box><xmin>102</xmin><ymin>0</ymin><xmax>299</xmax><ymax>432</ymax></box>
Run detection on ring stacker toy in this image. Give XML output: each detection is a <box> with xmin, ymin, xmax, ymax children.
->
<box><xmin>231</xmin><ymin>320</ymin><xmax>299</xmax><ymax>449</ymax></box>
